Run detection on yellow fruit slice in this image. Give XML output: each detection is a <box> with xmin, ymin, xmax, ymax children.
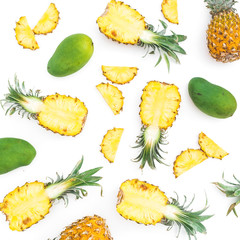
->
<box><xmin>15</xmin><ymin>16</ymin><xmax>39</xmax><ymax>50</ymax></box>
<box><xmin>162</xmin><ymin>0</ymin><xmax>179</xmax><ymax>24</ymax></box>
<box><xmin>199</xmin><ymin>132</ymin><xmax>229</xmax><ymax>159</ymax></box>
<box><xmin>102</xmin><ymin>66</ymin><xmax>138</xmax><ymax>84</ymax></box>
<box><xmin>101</xmin><ymin>128</ymin><xmax>124</xmax><ymax>163</ymax></box>
<box><xmin>33</xmin><ymin>3</ymin><xmax>59</xmax><ymax>34</ymax></box>
<box><xmin>96</xmin><ymin>83</ymin><xmax>124</xmax><ymax>115</ymax></box>
<box><xmin>173</xmin><ymin>149</ymin><xmax>208</xmax><ymax>178</ymax></box>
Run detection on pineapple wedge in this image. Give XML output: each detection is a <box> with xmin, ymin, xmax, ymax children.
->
<box><xmin>199</xmin><ymin>132</ymin><xmax>228</xmax><ymax>159</ymax></box>
<box><xmin>162</xmin><ymin>0</ymin><xmax>179</xmax><ymax>24</ymax></box>
<box><xmin>15</xmin><ymin>17</ymin><xmax>39</xmax><ymax>50</ymax></box>
<box><xmin>33</xmin><ymin>3</ymin><xmax>59</xmax><ymax>34</ymax></box>
<box><xmin>97</xmin><ymin>83</ymin><xmax>124</xmax><ymax>115</ymax></box>
<box><xmin>101</xmin><ymin>128</ymin><xmax>124</xmax><ymax>163</ymax></box>
<box><xmin>102</xmin><ymin>66</ymin><xmax>138</xmax><ymax>84</ymax></box>
<box><xmin>173</xmin><ymin>149</ymin><xmax>208</xmax><ymax>178</ymax></box>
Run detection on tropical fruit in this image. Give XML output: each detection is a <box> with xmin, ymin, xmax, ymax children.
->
<box><xmin>117</xmin><ymin>179</ymin><xmax>212</xmax><ymax>239</ymax></box>
<box><xmin>0</xmin><ymin>158</ymin><xmax>102</xmax><ymax>231</ymax></box>
<box><xmin>162</xmin><ymin>0</ymin><xmax>178</xmax><ymax>24</ymax></box>
<box><xmin>47</xmin><ymin>34</ymin><xmax>94</xmax><ymax>77</ymax></box>
<box><xmin>188</xmin><ymin>77</ymin><xmax>237</xmax><ymax>118</ymax></box>
<box><xmin>0</xmin><ymin>138</ymin><xmax>36</xmax><ymax>174</ymax></box>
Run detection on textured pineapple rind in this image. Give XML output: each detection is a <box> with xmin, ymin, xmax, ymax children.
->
<box><xmin>161</xmin><ymin>0</ymin><xmax>179</xmax><ymax>24</ymax></box>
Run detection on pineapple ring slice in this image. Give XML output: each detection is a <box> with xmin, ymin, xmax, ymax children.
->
<box><xmin>173</xmin><ymin>149</ymin><xmax>208</xmax><ymax>178</ymax></box>
<box><xmin>162</xmin><ymin>0</ymin><xmax>179</xmax><ymax>24</ymax></box>
<box><xmin>199</xmin><ymin>132</ymin><xmax>229</xmax><ymax>159</ymax></box>
<box><xmin>15</xmin><ymin>16</ymin><xmax>39</xmax><ymax>50</ymax></box>
<box><xmin>97</xmin><ymin>83</ymin><xmax>124</xmax><ymax>115</ymax></box>
<box><xmin>101</xmin><ymin>128</ymin><xmax>124</xmax><ymax>163</ymax></box>
<box><xmin>102</xmin><ymin>66</ymin><xmax>138</xmax><ymax>84</ymax></box>
<box><xmin>33</xmin><ymin>3</ymin><xmax>59</xmax><ymax>34</ymax></box>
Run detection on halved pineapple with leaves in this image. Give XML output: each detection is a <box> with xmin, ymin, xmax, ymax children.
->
<box><xmin>0</xmin><ymin>158</ymin><xmax>102</xmax><ymax>231</ymax></box>
<box><xmin>101</xmin><ymin>128</ymin><xmax>124</xmax><ymax>163</ymax></box>
<box><xmin>134</xmin><ymin>81</ymin><xmax>181</xmax><ymax>169</ymax></box>
<box><xmin>117</xmin><ymin>179</ymin><xmax>212</xmax><ymax>239</ymax></box>
<box><xmin>1</xmin><ymin>76</ymin><xmax>88</xmax><ymax>136</ymax></box>
<box><xmin>15</xmin><ymin>16</ymin><xmax>39</xmax><ymax>50</ymax></box>
<box><xmin>33</xmin><ymin>3</ymin><xmax>59</xmax><ymax>34</ymax></box>
<box><xmin>162</xmin><ymin>0</ymin><xmax>179</xmax><ymax>24</ymax></box>
<box><xmin>97</xmin><ymin>83</ymin><xmax>124</xmax><ymax>115</ymax></box>
<box><xmin>102</xmin><ymin>66</ymin><xmax>138</xmax><ymax>84</ymax></box>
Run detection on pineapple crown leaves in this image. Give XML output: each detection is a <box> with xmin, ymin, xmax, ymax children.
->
<box><xmin>45</xmin><ymin>157</ymin><xmax>103</xmax><ymax>205</ymax></box>
<box><xmin>204</xmin><ymin>0</ymin><xmax>237</xmax><ymax>14</ymax></box>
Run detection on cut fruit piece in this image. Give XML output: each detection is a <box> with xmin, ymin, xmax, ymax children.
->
<box><xmin>199</xmin><ymin>132</ymin><xmax>229</xmax><ymax>159</ymax></box>
<box><xmin>15</xmin><ymin>17</ymin><xmax>39</xmax><ymax>50</ymax></box>
<box><xmin>96</xmin><ymin>83</ymin><xmax>124</xmax><ymax>115</ymax></box>
<box><xmin>162</xmin><ymin>0</ymin><xmax>179</xmax><ymax>24</ymax></box>
<box><xmin>33</xmin><ymin>3</ymin><xmax>59</xmax><ymax>34</ymax></box>
<box><xmin>101</xmin><ymin>128</ymin><xmax>124</xmax><ymax>163</ymax></box>
<box><xmin>173</xmin><ymin>149</ymin><xmax>208</xmax><ymax>178</ymax></box>
<box><xmin>102</xmin><ymin>66</ymin><xmax>138</xmax><ymax>84</ymax></box>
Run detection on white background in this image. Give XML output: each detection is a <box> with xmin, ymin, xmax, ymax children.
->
<box><xmin>0</xmin><ymin>0</ymin><xmax>240</xmax><ymax>239</ymax></box>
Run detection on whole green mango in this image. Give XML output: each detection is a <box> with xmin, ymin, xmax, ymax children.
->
<box><xmin>188</xmin><ymin>77</ymin><xmax>237</xmax><ymax>118</ymax></box>
<box><xmin>0</xmin><ymin>138</ymin><xmax>36</xmax><ymax>174</ymax></box>
<box><xmin>47</xmin><ymin>33</ymin><xmax>94</xmax><ymax>77</ymax></box>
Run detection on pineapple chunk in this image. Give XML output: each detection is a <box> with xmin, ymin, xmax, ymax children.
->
<box><xmin>97</xmin><ymin>83</ymin><xmax>124</xmax><ymax>115</ymax></box>
<box><xmin>162</xmin><ymin>0</ymin><xmax>179</xmax><ymax>24</ymax></box>
<box><xmin>117</xmin><ymin>179</ymin><xmax>168</xmax><ymax>225</ymax></box>
<box><xmin>140</xmin><ymin>81</ymin><xmax>181</xmax><ymax>129</ymax></box>
<box><xmin>199</xmin><ymin>132</ymin><xmax>228</xmax><ymax>159</ymax></box>
<box><xmin>0</xmin><ymin>182</ymin><xmax>51</xmax><ymax>231</ymax></box>
<box><xmin>101</xmin><ymin>128</ymin><xmax>124</xmax><ymax>163</ymax></box>
<box><xmin>173</xmin><ymin>149</ymin><xmax>208</xmax><ymax>178</ymax></box>
<box><xmin>33</xmin><ymin>3</ymin><xmax>59</xmax><ymax>34</ymax></box>
<box><xmin>15</xmin><ymin>16</ymin><xmax>39</xmax><ymax>50</ymax></box>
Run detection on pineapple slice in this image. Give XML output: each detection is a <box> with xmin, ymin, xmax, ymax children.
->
<box><xmin>33</xmin><ymin>3</ymin><xmax>59</xmax><ymax>34</ymax></box>
<box><xmin>162</xmin><ymin>0</ymin><xmax>179</xmax><ymax>24</ymax></box>
<box><xmin>15</xmin><ymin>16</ymin><xmax>39</xmax><ymax>50</ymax></box>
<box><xmin>102</xmin><ymin>66</ymin><xmax>138</xmax><ymax>84</ymax></box>
<box><xmin>96</xmin><ymin>83</ymin><xmax>124</xmax><ymax>115</ymax></box>
<box><xmin>101</xmin><ymin>128</ymin><xmax>124</xmax><ymax>163</ymax></box>
<box><xmin>199</xmin><ymin>132</ymin><xmax>229</xmax><ymax>159</ymax></box>
<box><xmin>173</xmin><ymin>149</ymin><xmax>208</xmax><ymax>178</ymax></box>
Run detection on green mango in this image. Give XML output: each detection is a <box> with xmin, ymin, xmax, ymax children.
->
<box><xmin>0</xmin><ymin>138</ymin><xmax>36</xmax><ymax>174</ymax></box>
<box><xmin>47</xmin><ymin>33</ymin><xmax>94</xmax><ymax>77</ymax></box>
<box><xmin>188</xmin><ymin>77</ymin><xmax>237</xmax><ymax>118</ymax></box>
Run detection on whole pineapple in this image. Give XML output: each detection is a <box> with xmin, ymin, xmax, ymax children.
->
<box><xmin>205</xmin><ymin>0</ymin><xmax>240</xmax><ymax>62</ymax></box>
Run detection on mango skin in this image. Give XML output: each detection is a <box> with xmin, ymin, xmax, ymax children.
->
<box><xmin>188</xmin><ymin>77</ymin><xmax>237</xmax><ymax>118</ymax></box>
<box><xmin>0</xmin><ymin>138</ymin><xmax>36</xmax><ymax>175</ymax></box>
<box><xmin>47</xmin><ymin>34</ymin><xmax>94</xmax><ymax>77</ymax></box>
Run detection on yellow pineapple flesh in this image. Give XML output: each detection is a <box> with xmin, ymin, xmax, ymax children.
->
<box><xmin>173</xmin><ymin>149</ymin><xmax>208</xmax><ymax>178</ymax></box>
<box><xmin>97</xmin><ymin>83</ymin><xmax>124</xmax><ymax>115</ymax></box>
<box><xmin>15</xmin><ymin>16</ymin><xmax>39</xmax><ymax>50</ymax></box>
<box><xmin>102</xmin><ymin>66</ymin><xmax>138</xmax><ymax>84</ymax></box>
<box><xmin>33</xmin><ymin>3</ymin><xmax>59</xmax><ymax>34</ymax></box>
<box><xmin>162</xmin><ymin>0</ymin><xmax>179</xmax><ymax>24</ymax></box>
<box><xmin>101</xmin><ymin>128</ymin><xmax>124</xmax><ymax>163</ymax></box>
<box><xmin>0</xmin><ymin>182</ymin><xmax>51</xmax><ymax>231</ymax></box>
<box><xmin>199</xmin><ymin>132</ymin><xmax>228</xmax><ymax>159</ymax></box>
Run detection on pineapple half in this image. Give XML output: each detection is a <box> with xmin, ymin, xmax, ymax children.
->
<box><xmin>117</xmin><ymin>179</ymin><xmax>212</xmax><ymax>239</ymax></box>
<box><xmin>97</xmin><ymin>0</ymin><xmax>186</xmax><ymax>71</ymax></box>
<box><xmin>101</xmin><ymin>128</ymin><xmax>124</xmax><ymax>163</ymax></box>
<box><xmin>102</xmin><ymin>66</ymin><xmax>138</xmax><ymax>84</ymax></box>
<box><xmin>162</xmin><ymin>0</ymin><xmax>179</xmax><ymax>24</ymax></box>
<box><xmin>134</xmin><ymin>81</ymin><xmax>181</xmax><ymax>169</ymax></box>
<box><xmin>1</xmin><ymin>76</ymin><xmax>88</xmax><ymax>136</ymax></box>
<box><xmin>0</xmin><ymin>158</ymin><xmax>102</xmax><ymax>231</ymax></box>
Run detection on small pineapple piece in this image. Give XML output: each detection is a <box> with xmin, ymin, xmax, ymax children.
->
<box><xmin>33</xmin><ymin>3</ymin><xmax>59</xmax><ymax>35</ymax></box>
<box><xmin>59</xmin><ymin>215</ymin><xmax>113</xmax><ymax>240</ymax></box>
<box><xmin>162</xmin><ymin>0</ymin><xmax>179</xmax><ymax>24</ymax></box>
<box><xmin>97</xmin><ymin>83</ymin><xmax>124</xmax><ymax>115</ymax></box>
<box><xmin>15</xmin><ymin>17</ymin><xmax>39</xmax><ymax>50</ymax></box>
<box><xmin>199</xmin><ymin>132</ymin><xmax>228</xmax><ymax>159</ymax></box>
<box><xmin>101</xmin><ymin>128</ymin><xmax>124</xmax><ymax>163</ymax></box>
<box><xmin>102</xmin><ymin>66</ymin><xmax>138</xmax><ymax>84</ymax></box>
<box><xmin>173</xmin><ymin>149</ymin><xmax>208</xmax><ymax>178</ymax></box>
